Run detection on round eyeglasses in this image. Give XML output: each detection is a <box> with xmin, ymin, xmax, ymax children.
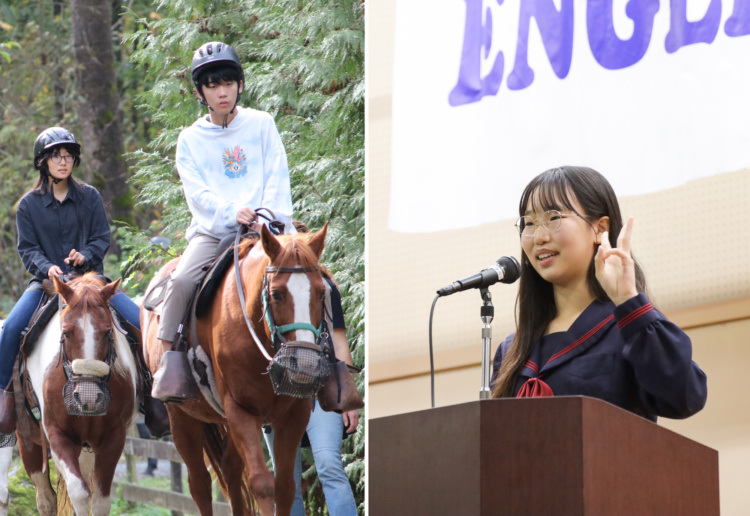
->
<box><xmin>515</xmin><ymin>210</ymin><xmax>582</xmax><ymax>237</ymax></box>
<box><xmin>50</xmin><ymin>154</ymin><xmax>75</xmax><ymax>164</ymax></box>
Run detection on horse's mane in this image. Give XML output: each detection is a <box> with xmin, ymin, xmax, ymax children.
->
<box><xmin>237</xmin><ymin>233</ymin><xmax>322</xmax><ymax>269</ymax></box>
<box><xmin>61</xmin><ymin>273</ymin><xmax>108</xmax><ymax>318</ymax></box>
<box><xmin>59</xmin><ymin>274</ymin><xmax>132</xmax><ymax>379</ymax></box>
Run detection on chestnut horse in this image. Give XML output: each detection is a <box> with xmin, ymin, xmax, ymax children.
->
<box><xmin>17</xmin><ymin>275</ymin><xmax>139</xmax><ymax>516</ymax></box>
<box><xmin>142</xmin><ymin>224</ymin><xmax>328</xmax><ymax>516</ymax></box>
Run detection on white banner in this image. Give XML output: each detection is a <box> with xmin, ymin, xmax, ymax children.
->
<box><xmin>390</xmin><ymin>0</ymin><xmax>750</xmax><ymax>233</ymax></box>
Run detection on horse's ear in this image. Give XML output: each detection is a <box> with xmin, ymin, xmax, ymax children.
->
<box><xmin>53</xmin><ymin>275</ymin><xmax>76</xmax><ymax>304</ymax></box>
<box><xmin>99</xmin><ymin>278</ymin><xmax>122</xmax><ymax>303</ymax></box>
<box><xmin>308</xmin><ymin>222</ymin><xmax>328</xmax><ymax>259</ymax></box>
<box><xmin>261</xmin><ymin>223</ymin><xmax>283</xmax><ymax>262</ymax></box>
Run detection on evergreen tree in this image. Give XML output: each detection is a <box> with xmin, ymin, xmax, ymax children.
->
<box><xmin>123</xmin><ymin>0</ymin><xmax>364</xmax><ymax>512</ymax></box>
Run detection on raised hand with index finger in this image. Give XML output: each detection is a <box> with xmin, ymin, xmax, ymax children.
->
<box><xmin>594</xmin><ymin>216</ymin><xmax>639</xmax><ymax>306</ymax></box>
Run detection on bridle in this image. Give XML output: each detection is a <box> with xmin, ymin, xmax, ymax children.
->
<box><xmin>231</xmin><ymin>216</ymin><xmax>331</xmax><ymax>398</ymax></box>
<box><xmin>55</xmin><ymin>289</ymin><xmax>118</xmax><ymax>416</ymax></box>
<box><xmin>262</xmin><ymin>265</ymin><xmax>326</xmax><ymax>351</ymax></box>
<box><xmin>233</xmin><ymin>226</ymin><xmax>327</xmax><ymax>361</ymax></box>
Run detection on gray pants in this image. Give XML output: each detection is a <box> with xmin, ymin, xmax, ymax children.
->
<box><xmin>157</xmin><ymin>233</ymin><xmax>220</xmax><ymax>342</ymax></box>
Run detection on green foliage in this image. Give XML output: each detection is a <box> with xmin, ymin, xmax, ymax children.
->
<box><xmin>123</xmin><ymin>0</ymin><xmax>364</xmax><ymax>512</ymax></box>
<box><xmin>0</xmin><ymin>0</ymin><xmax>158</xmax><ymax>305</ymax></box>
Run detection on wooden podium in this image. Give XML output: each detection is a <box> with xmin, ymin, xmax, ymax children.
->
<box><xmin>369</xmin><ymin>397</ymin><xmax>719</xmax><ymax>516</ymax></box>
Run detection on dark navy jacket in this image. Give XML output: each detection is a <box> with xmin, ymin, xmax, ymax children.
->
<box><xmin>16</xmin><ymin>184</ymin><xmax>110</xmax><ymax>284</ymax></box>
<box><xmin>492</xmin><ymin>294</ymin><xmax>708</xmax><ymax>422</ymax></box>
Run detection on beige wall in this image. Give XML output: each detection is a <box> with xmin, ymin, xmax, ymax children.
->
<box><xmin>367</xmin><ymin>1</ymin><xmax>750</xmax><ymax>514</ymax></box>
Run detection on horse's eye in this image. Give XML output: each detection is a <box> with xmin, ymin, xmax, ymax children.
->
<box><xmin>271</xmin><ymin>291</ymin><xmax>283</xmax><ymax>302</ymax></box>
<box><xmin>62</xmin><ymin>331</ymin><xmax>71</xmax><ymax>339</ymax></box>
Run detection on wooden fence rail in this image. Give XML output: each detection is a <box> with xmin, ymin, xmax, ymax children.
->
<box><xmin>118</xmin><ymin>435</ymin><xmax>231</xmax><ymax>516</ymax></box>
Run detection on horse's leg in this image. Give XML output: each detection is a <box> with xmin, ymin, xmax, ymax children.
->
<box><xmin>269</xmin><ymin>409</ymin><xmax>309</xmax><ymax>516</ymax></box>
<box><xmin>221</xmin><ymin>434</ymin><xmax>249</xmax><ymax>514</ymax></box>
<box><xmin>17</xmin><ymin>437</ymin><xmax>56</xmax><ymax>516</ymax></box>
<box><xmin>48</xmin><ymin>427</ymin><xmax>89</xmax><ymax>516</ymax></box>
<box><xmin>0</xmin><ymin>446</ymin><xmax>12</xmax><ymax>516</ymax></box>
<box><xmin>90</xmin><ymin>426</ymin><xmax>127</xmax><ymax>516</ymax></box>
<box><xmin>169</xmin><ymin>407</ymin><xmax>215</xmax><ymax>515</ymax></box>
<box><xmin>225</xmin><ymin>398</ymin><xmax>276</xmax><ymax>516</ymax></box>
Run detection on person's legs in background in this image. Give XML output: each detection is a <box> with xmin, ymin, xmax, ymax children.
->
<box><xmin>305</xmin><ymin>401</ymin><xmax>357</xmax><ymax>516</ymax></box>
<box><xmin>136</xmin><ymin>419</ymin><xmax>158</xmax><ymax>475</ymax></box>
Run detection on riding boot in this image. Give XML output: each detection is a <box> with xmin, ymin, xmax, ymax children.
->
<box><xmin>151</xmin><ymin>351</ymin><xmax>199</xmax><ymax>403</ymax></box>
<box><xmin>0</xmin><ymin>387</ymin><xmax>16</xmax><ymax>435</ymax></box>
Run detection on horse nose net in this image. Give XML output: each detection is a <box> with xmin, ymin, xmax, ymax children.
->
<box><xmin>268</xmin><ymin>341</ymin><xmax>329</xmax><ymax>398</ymax></box>
<box><xmin>62</xmin><ymin>364</ymin><xmax>112</xmax><ymax>416</ymax></box>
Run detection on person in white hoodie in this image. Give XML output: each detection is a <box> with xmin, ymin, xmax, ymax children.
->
<box><xmin>151</xmin><ymin>41</ymin><xmax>295</xmax><ymax>402</ymax></box>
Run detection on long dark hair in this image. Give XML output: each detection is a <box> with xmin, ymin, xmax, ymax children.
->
<box><xmin>29</xmin><ymin>143</ymin><xmax>87</xmax><ymax>230</ymax></box>
<box><xmin>491</xmin><ymin>166</ymin><xmax>648</xmax><ymax>398</ymax></box>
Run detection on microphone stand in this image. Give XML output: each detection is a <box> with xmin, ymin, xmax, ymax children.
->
<box><xmin>479</xmin><ymin>287</ymin><xmax>493</xmax><ymax>399</ymax></box>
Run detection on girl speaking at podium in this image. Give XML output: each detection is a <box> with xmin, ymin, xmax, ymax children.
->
<box><xmin>491</xmin><ymin>166</ymin><xmax>707</xmax><ymax>421</ymax></box>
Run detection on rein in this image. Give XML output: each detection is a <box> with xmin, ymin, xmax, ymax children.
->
<box><xmin>232</xmin><ymin>220</ymin><xmax>324</xmax><ymax>362</ymax></box>
<box><xmin>234</xmin><ymin>225</ymin><xmax>274</xmax><ymax>362</ymax></box>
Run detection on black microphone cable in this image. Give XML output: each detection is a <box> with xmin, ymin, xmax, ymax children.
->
<box><xmin>429</xmin><ymin>294</ymin><xmax>439</xmax><ymax>408</ymax></box>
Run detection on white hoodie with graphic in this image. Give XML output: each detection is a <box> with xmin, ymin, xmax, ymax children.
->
<box><xmin>175</xmin><ymin>105</ymin><xmax>295</xmax><ymax>240</ymax></box>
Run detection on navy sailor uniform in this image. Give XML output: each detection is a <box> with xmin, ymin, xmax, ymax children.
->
<box><xmin>492</xmin><ymin>293</ymin><xmax>708</xmax><ymax>421</ymax></box>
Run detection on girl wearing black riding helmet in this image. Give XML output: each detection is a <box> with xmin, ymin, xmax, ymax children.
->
<box><xmin>0</xmin><ymin>127</ymin><xmax>141</xmax><ymax>440</ymax></box>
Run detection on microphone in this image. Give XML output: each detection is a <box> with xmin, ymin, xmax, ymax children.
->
<box><xmin>436</xmin><ymin>256</ymin><xmax>521</xmax><ymax>297</ymax></box>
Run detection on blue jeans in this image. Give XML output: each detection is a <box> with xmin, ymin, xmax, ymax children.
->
<box><xmin>110</xmin><ymin>290</ymin><xmax>141</xmax><ymax>330</ymax></box>
<box><xmin>0</xmin><ymin>288</ymin><xmax>141</xmax><ymax>388</ymax></box>
<box><xmin>0</xmin><ymin>287</ymin><xmax>43</xmax><ymax>388</ymax></box>
<box><xmin>265</xmin><ymin>401</ymin><xmax>357</xmax><ymax>516</ymax></box>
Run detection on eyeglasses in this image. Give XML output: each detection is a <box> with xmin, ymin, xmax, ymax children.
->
<box><xmin>515</xmin><ymin>210</ymin><xmax>582</xmax><ymax>237</ymax></box>
<box><xmin>50</xmin><ymin>154</ymin><xmax>75</xmax><ymax>164</ymax></box>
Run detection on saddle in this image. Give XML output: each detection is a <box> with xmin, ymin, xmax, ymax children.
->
<box><xmin>143</xmin><ymin>229</ymin><xmax>260</xmax><ymax>318</ymax></box>
<box><xmin>196</xmin><ymin>229</ymin><xmax>259</xmax><ymax>317</ymax></box>
<box><xmin>20</xmin><ymin>291</ymin><xmax>59</xmax><ymax>357</ymax></box>
<box><xmin>141</xmin><ymin>229</ymin><xmax>261</xmax><ymax>418</ymax></box>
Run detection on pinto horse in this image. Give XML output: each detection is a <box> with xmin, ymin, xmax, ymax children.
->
<box><xmin>16</xmin><ymin>275</ymin><xmax>139</xmax><ymax>516</ymax></box>
<box><xmin>142</xmin><ymin>223</ymin><xmax>328</xmax><ymax>516</ymax></box>
<box><xmin>0</xmin><ymin>320</ymin><xmax>12</xmax><ymax>516</ymax></box>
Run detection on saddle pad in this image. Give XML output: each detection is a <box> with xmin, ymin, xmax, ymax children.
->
<box><xmin>143</xmin><ymin>275</ymin><xmax>170</xmax><ymax>312</ymax></box>
<box><xmin>188</xmin><ymin>346</ymin><xmax>225</xmax><ymax>418</ymax></box>
<box><xmin>21</xmin><ymin>294</ymin><xmax>59</xmax><ymax>357</ymax></box>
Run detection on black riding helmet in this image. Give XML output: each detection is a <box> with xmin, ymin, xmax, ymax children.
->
<box><xmin>191</xmin><ymin>41</ymin><xmax>245</xmax><ymax>108</ymax></box>
<box><xmin>33</xmin><ymin>127</ymin><xmax>81</xmax><ymax>170</ymax></box>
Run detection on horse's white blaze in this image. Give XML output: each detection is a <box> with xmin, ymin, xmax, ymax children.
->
<box><xmin>80</xmin><ymin>314</ymin><xmax>96</xmax><ymax>361</ymax></box>
<box><xmin>287</xmin><ymin>273</ymin><xmax>315</xmax><ymax>342</ymax></box>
